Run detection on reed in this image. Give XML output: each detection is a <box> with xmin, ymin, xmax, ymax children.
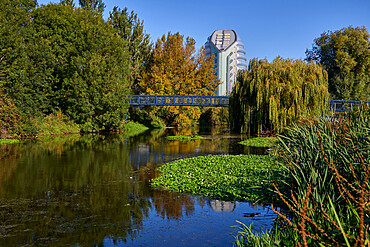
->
<box><xmin>272</xmin><ymin>113</ymin><xmax>369</xmax><ymax>246</ymax></box>
<box><xmin>235</xmin><ymin>113</ymin><xmax>369</xmax><ymax>246</ymax></box>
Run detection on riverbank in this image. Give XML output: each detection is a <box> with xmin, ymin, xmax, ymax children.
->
<box><xmin>0</xmin><ymin>119</ymin><xmax>148</xmax><ymax>144</ymax></box>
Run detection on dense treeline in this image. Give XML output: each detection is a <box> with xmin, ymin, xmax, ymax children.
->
<box><xmin>0</xmin><ymin>0</ymin><xmax>218</xmax><ymax>136</ymax></box>
<box><xmin>0</xmin><ymin>0</ymin><xmax>152</xmax><ymax>136</ymax></box>
<box><xmin>1</xmin><ymin>0</ymin><xmax>368</xmax><ymax>137</ymax></box>
<box><xmin>230</xmin><ymin>57</ymin><xmax>329</xmax><ymax>135</ymax></box>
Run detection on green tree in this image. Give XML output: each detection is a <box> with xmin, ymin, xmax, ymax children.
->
<box><xmin>32</xmin><ymin>4</ymin><xmax>130</xmax><ymax>131</ymax></box>
<box><xmin>60</xmin><ymin>0</ymin><xmax>75</xmax><ymax>7</ymax></box>
<box><xmin>1</xmin><ymin>3</ymin><xmax>131</xmax><ymax>132</ymax></box>
<box><xmin>109</xmin><ymin>6</ymin><xmax>152</xmax><ymax>92</ymax></box>
<box><xmin>0</xmin><ymin>0</ymin><xmax>48</xmax><ymax>117</ymax></box>
<box><xmin>230</xmin><ymin>57</ymin><xmax>329</xmax><ymax>135</ymax></box>
<box><xmin>79</xmin><ymin>0</ymin><xmax>105</xmax><ymax>13</ymax></box>
<box><xmin>306</xmin><ymin>26</ymin><xmax>370</xmax><ymax>100</ymax></box>
<box><xmin>139</xmin><ymin>32</ymin><xmax>219</xmax><ymax>126</ymax></box>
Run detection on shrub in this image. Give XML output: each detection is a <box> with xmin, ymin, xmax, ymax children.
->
<box><xmin>129</xmin><ymin>107</ymin><xmax>166</xmax><ymax>129</ymax></box>
<box><xmin>18</xmin><ymin>110</ymin><xmax>80</xmax><ymax>136</ymax></box>
<box><xmin>0</xmin><ymin>87</ymin><xmax>19</xmax><ymax>138</ymax></box>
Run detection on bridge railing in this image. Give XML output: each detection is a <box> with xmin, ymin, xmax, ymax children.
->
<box><xmin>129</xmin><ymin>95</ymin><xmax>230</xmax><ymax>107</ymax></box>
<box><xmin>329</xmin><ymin>100</ymin><xmax>370</xmax><ymax>112</ymax></box>
<box><xmin>130</xmin><ymin>95</ymin><xmax>369</xmax><ymax>111</ymax></box>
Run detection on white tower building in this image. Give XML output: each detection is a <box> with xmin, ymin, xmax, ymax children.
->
<box><xmin>205</xmin><ymin>30</ymin><xmax>247</xmax><ymax>96</ymax></box>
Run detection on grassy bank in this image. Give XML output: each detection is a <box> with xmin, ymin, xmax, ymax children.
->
<box><xmin>152</xmin><ymin>154</ymin><xmax>281</xmax><ymax>202</ymax></box>
<box><xmin>121</xmin><ymin>121</ymin><xmax>149</xmax><ymax>137</ymax></box>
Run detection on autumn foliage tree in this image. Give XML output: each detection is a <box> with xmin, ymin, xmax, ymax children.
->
<box><xmin>139</xmin><ymin>32</ymin><xmax>219</xmax><ymax>126</ymax></box>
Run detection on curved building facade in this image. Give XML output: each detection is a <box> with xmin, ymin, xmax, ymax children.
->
<box><xmin>205</xmin><ymin>30</ymin><xmax>247</xmax><ymax>96</ymax></box>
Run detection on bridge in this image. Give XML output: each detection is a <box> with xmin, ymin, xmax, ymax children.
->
<box><xmin>129</xmin><ymin>95</ymin><xmax>369</xmax><ymax>112</ymax></box>
<box><xmin>129</xmin><ymin>95</ymin><xmax>230</xmax><ymax>107</ymax></box>
<box><xmin>330</xmin><ymin>100</ymin><xmax>370</xmax><ymax>112</ymax></box>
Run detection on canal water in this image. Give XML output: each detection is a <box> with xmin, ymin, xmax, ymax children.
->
<box><xmin>0</xmin><ymin>127</ymin><xmax>277</xmax><ymax>246</ymax></box>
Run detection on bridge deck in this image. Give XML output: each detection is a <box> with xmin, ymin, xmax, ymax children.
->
<box><xmin>329</xmin><ymin>100</ymin><xmax>370</xmax><ymax>112</ymax></box>
<box><xmin>130</xmin><ymin>95</ymin><xmax>369</xmax><ymax>112</ymax></box>
<box><xmin>129</xmin><ymin>95</ymin><xmax>230</xmax><ymax>107</ymax></box>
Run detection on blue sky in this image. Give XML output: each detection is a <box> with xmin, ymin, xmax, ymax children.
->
<box><xmin>37</xmin><ymin>0</ymin><xmax>369</xmax><ymax>62</ymax></box>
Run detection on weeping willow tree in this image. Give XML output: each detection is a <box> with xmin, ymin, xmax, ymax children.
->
<box><xmin>230</xmin><ymin>57</ymin><xmax>329</xmax><ymax>135</ymax></box>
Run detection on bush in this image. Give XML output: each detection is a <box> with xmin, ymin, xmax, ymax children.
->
<box><xmin>121</xmin><ymin>120</ymin><xmax>148</xmax><ymax>137</ymax></box>
<box><xmin>0</xmin><ymin>87</ymin><xmax>19</xmax><ymax>138</ymax></box>
<box><xmin>18</xmin><ymin>110</ymin><xmax>80</xmax><ymax>136</ymax></box>
<box><xmin>129</xmin><ymin>107</ymin><xmax>166</xmax><ymax>129</ymax></box>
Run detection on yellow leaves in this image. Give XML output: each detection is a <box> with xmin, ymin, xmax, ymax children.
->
<box><xmin>139</xmin><ymin>32</ymin><xmax>219</xmax><ymax>126</ymax></box>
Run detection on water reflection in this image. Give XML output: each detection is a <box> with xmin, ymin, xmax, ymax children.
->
<box><xmin>0</xmin><ymin>128</ymin><xmax>273</xmax><ymax>246</ymax></box>
<box><xmin>208</xmin><ymin>199</ymin><xmax>238</xmax><ymax>212</ymax></box>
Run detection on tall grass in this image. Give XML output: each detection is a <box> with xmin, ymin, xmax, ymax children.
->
<box><xmin>274</xmin><ymin>114</ymin><xmax>369</xmax><ymax>246</ymax></box>
<box><xmin>235</xmin><ymin>112</ymin><xmax>369</xmax><ymax>246</ymax></box>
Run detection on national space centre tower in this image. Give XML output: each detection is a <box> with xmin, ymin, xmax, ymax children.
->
<box><xmin>205</xmin><ymin>30</ymin><xmax>247</xmax><ymax>96</ymax></box>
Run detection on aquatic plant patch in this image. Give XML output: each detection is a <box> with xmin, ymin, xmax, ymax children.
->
<box><xmin>238</xmin><ymin>137</ymin><xmax>277</xmax><ymax>147</ymax></box>
<box><xmin>152</xmin><ymin>154</ymin><xmax>281</xmax><ymax>202</ymax></box>
<box><xmin>122</xmin><ymin>121</ymin><xmax>149</xmax><ymax>137</ymax></box>
<box><xmin>166</xmin><ymin>135</ymin><xmax>203</xmax><ymax>141</ymax></box>
<box><xmin>0</xmin><ymin>139</ymin><xmax>20</xmax><ymax>145</ymax></box>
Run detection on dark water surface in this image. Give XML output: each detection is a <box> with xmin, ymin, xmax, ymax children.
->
<box><xmin>0</xmin><ymin>127</ymin><xmax>276</xmax><ymax>246</ymax></box>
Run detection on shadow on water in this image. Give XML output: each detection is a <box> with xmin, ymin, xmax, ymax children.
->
<box><xmin>0</xmin><ymin>127</ymin><xmax>274</xmax><ymax>246</ymax></box>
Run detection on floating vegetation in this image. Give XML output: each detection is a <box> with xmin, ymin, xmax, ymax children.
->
<box><xmin>238</xmin><ymin>137</ymin><xmax>277</xmax><ymax>148</ymax></box>
<box><xmin>0</xmin><ymin>139</ymin><xmax>20</xmax><ymax>145</ymax></box>
<box><xmin>166</xmin><ymin>135</ymin><xmax>203</xmax><ymax>141</ymax></box>
<box><xmin>152</xmin><ymin>154</ymin><xmax>281</xmax><ymax>202</ymax></box>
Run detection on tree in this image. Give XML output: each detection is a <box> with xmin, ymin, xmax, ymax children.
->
<box><xmin>60</xmin><ymin>0</ymin><xmax>75</xmax><ymax>7</ymax></box>
<box><xmin>230</xmin><ymin>57</ymin><xmax>329</xmax><ymax>135</ymax></box>
<box><xmin>1</xmin><ymin>3</ymin><xmax>131</xmax><ymax>131</ymax></box>
<box><xmin>139</xmin><ymin>32</ymin><xmax>219</xmax><ymax>126</ymax></box>
<box><xmin>306</xmin><ymin>26</ymin><xmax>370</xmax><ymax>100</ymax></box>
<box><xmin>79</xmin><ymin>0</ymin><xmax>105</xmax><ymax>13</ymax></box>
<box><xmin>109</xmin><ymin>6</ymin><xmax>152</xmax><ymax>92</ymax></box>
<box><xmin>0</xmin><ymin>0</ymin><xmax>45</xmax><ymax>117</ymax></box>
